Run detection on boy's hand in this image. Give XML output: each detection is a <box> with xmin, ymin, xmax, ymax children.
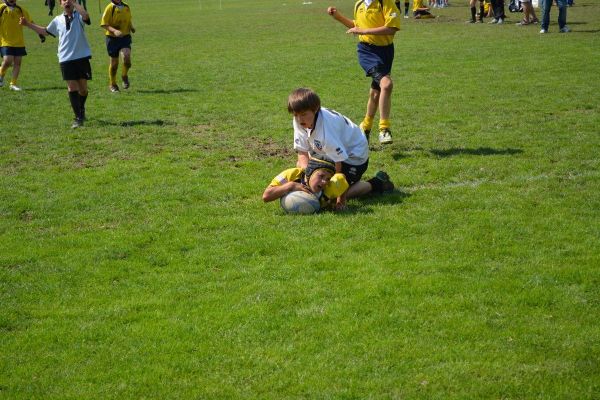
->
<box><xmin>287</xmin><ymin>182</ymin><xmax>312</xmax><ymax>195</ymax></box>
<box><xmin>19</xmin><ymin>16</ymin><xmax>28</xmax><ymax>26</ymax></box>
<box><xmin>327</xmin><ymin>6</ymin><xmax>337</xmax><ymax>16</ymax></box>
<box><xmin>335</xmin><ymin>197</ymin><xmax>347</xmax><ymax>211</ymax></box>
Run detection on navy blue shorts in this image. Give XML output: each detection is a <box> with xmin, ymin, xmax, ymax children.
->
<box><xmin>342</xmin><ymin>160</ymin><xmax>369</xmax><ymax>186</ymax></box>
<box><xmin>357</xmin><ymin>42</ymin><xmax>394</xmax><ymax>90</ymax></box>
<box><xmin>105</xmin><ymin>35</ymin><xmax>132</xmax><ymax>58</ymax></box>
<box><xmin>60</xmin><ymin>57</ymin><xmax>92</xmax><ymax>81</ymax></box>
<box><xmin>1</xmin><ymin>47</ymin><xmax>27</xmax><ymax>57</ymax></box>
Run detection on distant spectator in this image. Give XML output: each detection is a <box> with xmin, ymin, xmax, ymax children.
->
<box><xmin>489</xmin><ymin>0</ymin><xmax>506</xmax><ymax>23</ymax></box>
<box><xmin>45</xmin><ymin>0</ymin><xmax>55</xmax><ymax>15</ymax></box>
<box><xmin>413</xmin><ymin>0</ymin><xmax>435</xmax><ymax>18</ymax></box>
<box><xmin>467</xmin><ymin>0</ymin><xmax>486</xmax><ymax>22</ymax></box>
<box><xmin>540</xmin><ymin>0</ymin><xmax>569</xmax><ymax>33</ymax></box>
<box><xmin>515</xmin><ymin>0</ymin><xmax>539</xmax><ymax>25</ymax></box>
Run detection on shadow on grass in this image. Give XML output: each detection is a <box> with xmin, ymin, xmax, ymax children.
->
<box><xmin>24</xmin><ymin>86</ymin><xmax>66</xmax><ymax>92</ymax></box>
<box><xmin>94</xmin><ymin>119</ymin><xmax>174</xmax><ymax>127</ymax></box>
<box><xmin>342</xmin><ymin>190</ymin><xmax>412</xmax><ymax>215</ymax></box>
<box><xmin>430</xmin><ymin>147</ymin><xmax>523</xmax><ymax>158</ymax></box>
<box><xmin>137</xmin><ymin>88</ymin><xmax>198</xmax><ymax>94</ymax></box>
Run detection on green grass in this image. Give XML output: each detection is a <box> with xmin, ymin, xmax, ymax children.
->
<box><xmin>1</xmin><ymin>0</ymin><xmax>599</xmax><ymax>398</ymax></box>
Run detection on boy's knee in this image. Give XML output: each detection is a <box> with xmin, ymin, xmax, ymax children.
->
<box><xmin>380</xmin><ymin>77</ymin><xmax>393</xmax><ymax>91</ymax></box>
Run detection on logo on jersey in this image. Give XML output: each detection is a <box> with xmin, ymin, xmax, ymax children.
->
<box><xmin>314</xmin><ymin>140</ymin><xmax>323</xmax><ymax>151</ymax></box>
<box><xmin>335</xmin><ymin>147</ymin><xmax>343</xmax><ymax>156</ymax></box>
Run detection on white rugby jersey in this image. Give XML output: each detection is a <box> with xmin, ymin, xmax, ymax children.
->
<box><xmin>293</xmin><ymin>108</ymin><xmax>369</xmax><ymax>166</ymax></box>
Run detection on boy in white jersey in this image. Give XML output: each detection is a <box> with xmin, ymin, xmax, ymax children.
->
<box><xmin>21</xmin><ymin>0</ymin><xmax>92</xmax><ymax>128</ymax></box>
<box><xmin>288</xmin><ymin>88</ymin><xmax>394</xmax><ymax>210</ymax></box>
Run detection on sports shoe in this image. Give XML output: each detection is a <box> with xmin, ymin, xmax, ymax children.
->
<box><xmin>374</xmin><ymin>171</ymin><xmax>395</xmax><ymax>192</ymax></box>
<box><xmin>378</xmin><ymin>129</ymin><xmax>393</xmax><ymax>145</ymax></box>
<box><xmin>0</xmin><ymin>76</ymin><xmax>4</xmax><ymax>87</ymax></box>
<box><xmin>466</xmin><ymin>19</ymin><xmax>476</xmax><ymax>23</ymax></box>
<box><xmin>122</xmin><ymin>75</ymin><xmax>130</xmax><ymax>89</ymax></box>
<box><xmin>9</xmin><ymin>84</ymin><xmax>22</xmax><ymax>91</ymax></box>
<box><xmin>496</xmin><ymin>18</ymin><xmax>504</xmax><ymax>24</ymax></box>
<box><xmin>404</xmin><ymin>14</ymin><xmax>409</xmax><ymax>18</ymax></box>
<box><xmin>516</xmin><ymin>19</ymin><xmax>530</xmax><ymax>25</ymax></box>
<box><xmin>559</xmin><ymin>26</ymin><xmax>571</xmax><ymax>33</ymax></box>
<box><xmin>71</xmin><ymin>118</ymin><xmax>83</xmax><ymax>129</ymax></box>
<box><xmin>530</xmin><ymin>18</ymin><xmax>539</xmax><ymax>24</ymax></box>
<box><xmin>110</xmin><ymin>84</ymin><xmax>120</xmax><ymax>93</ymax></box>
<box><xmin>359</xmin><ymin>122</ymin><xmax>371</xmax><ymax>143</ymax></box>
<box><xmin>488</xmin><ymin>18</ymin><xmax>498</xmax><ymax>24</ymax></box>
<box><xmin>539</xmin><ymin>28</ymin><xmax>547</xmax><ymax>33</ymax></box>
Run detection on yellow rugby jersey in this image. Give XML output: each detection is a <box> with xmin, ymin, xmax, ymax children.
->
<box><xmin>413</xmin><ymin>0</ymin><xmax>428</xmax><ymax>11</ymax></box>
<box><xmin>353</xmin><ymin>0</ymin><xmax>401</xmax><ymax>46</ymax></box>
<box><xmin>0</xmin><ymin>3</ymin><xmax>31</xmax><ymax>47</ymax></box>
<box><xmin>101</xmin><ymin>1</ymin><xmax>133</xmax><ymax>36</ymax></box>
<box><xmin>270</xmin><ymin>168</ymin><xmax>348</xmax><ymax>208</ymax></box>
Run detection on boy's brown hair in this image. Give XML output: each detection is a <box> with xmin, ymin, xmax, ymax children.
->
<box><xmin>287</xmin><ymin>88</ymin><xmax>321</xmax><ymax>113</ymax></box>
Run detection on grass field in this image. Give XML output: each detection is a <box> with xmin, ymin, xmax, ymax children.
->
<box><xmin>1</xmin><ymin>0</ymin><xmax>599</xmax><ymax>398</ymax></box>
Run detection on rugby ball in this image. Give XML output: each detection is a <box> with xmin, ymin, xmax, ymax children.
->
<box><xmin>280</xmin><ymin>191</ymin><xmax>320</xmax><ymax>215</ymax></box>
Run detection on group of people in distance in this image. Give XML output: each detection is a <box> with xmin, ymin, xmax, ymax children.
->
<box><xmin>465</xmin><ymin>0</ymin><xmax>571</xmax><ymax>31</ymax></box>
<box><xmin>264</xmin><ymin>0</ymin><xmax>403</xmax><ymax>212</ymax></box>
<box><xmin>0</xmin><ymin>0</ymin><xmax>134</xmax><ymax>128</ymax></box>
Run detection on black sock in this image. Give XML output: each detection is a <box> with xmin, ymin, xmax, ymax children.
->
<box><xmin>405</xmin><ymin>1</ymin><xmax>409</xmax><ymax>14</ymax></box>
<box><xmin>471</xmin><ymin>6</ymin><xmax>476</xmax><ymax>20</ymax></box>
<box><xmin>479</xmin><ymin>5</ymin><xmax>485</xmax><ymax>19</ymax></box>
<box><xmin>367</xmin><ymin>177</ymin><xmax>384</xmax><ymax>194</ymax></box>
<box><xmin>79</xmin><ymin>93</ymin><xmax>87</xmax><ymax>120</ymax></box>
<box><xmin>68</xmin><ymin>91</ymin><xmax>81</xmax><ymax>120</ymax></box>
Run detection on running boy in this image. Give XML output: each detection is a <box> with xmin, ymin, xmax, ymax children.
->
<box><xmin>101</xmin><ymin>0</ymin><xmax>135</xmax><ymax>92</ymax></box>
<box><xmin>288</xmin><ymin>88</ymin><xmax>394</xmax><ymax>210</ymax></box>
<box><xmin>0</xmin><ymin>0</ymin><xmax>32</xmax><ymax>91</ymax></box>
<box><xmin>21</xmin><ymin>0</ymin><xmax>92</xmax><ymax>128</ymax></box>
<box><xmin>327</xmin><ymin>0</ymin><xmax>401</xmax><ymax>145</ymax></box>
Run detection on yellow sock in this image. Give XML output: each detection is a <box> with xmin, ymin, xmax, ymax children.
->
<box><xmin>379</xmin><ymin>119</ymin><xmax>391</xmax><ymax>131</ymax></box>
<box><xmin>121</xmin><ymin>64</ymin><xmax>130</xmax><ymax>78</ymax></box>
<box><xmin>10</xmin><ymin>78</ymin><xmax>17</xmax><ymax>85</ymax></box>
<box><xmin>361</xmin><ymin>115</ymin><xmax>374</xmax><ymax>131</ymax></box>
<box><xmin>109</xmin><ymin>65</ymin><xmax>117</xmax><ymax>86</ymax></box>
<box><xmin>0</xmin><ymin>67</ymin><xmax>6</xmax><ymax>78</ymax></box>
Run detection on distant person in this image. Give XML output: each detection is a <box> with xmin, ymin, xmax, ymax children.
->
<box><xmin>101</xmin><ymin>0</ymin><xmax>135</xmax><ymax>92</ymax></box>
<box><xmin>288</xmin><ymin>88</ymin><xmax>394</xmax><ymax>210</ymax></box>
<box><xmin>21</xmin><ymin>0</ymin><xmax>92</xmax><ymax>128</ymax></box>
<box><xmin>46</xmin><ymin>0</ymin><xmax>56</xmax><ymax>15</ymax></box>
<box><xmin>327</xmin><ymin>0</ymin><xmax>401</xmax><ymax>145</ymax></box>
<box><xmin>413</xmin><ymin>0</ymin><xmax>435</xmax><ymax>18</ymax></box>
<box><xmin>76</xmin><ymin>0</ymin><xmax>86</xmax><ymax>10</ymax></box>
<box><xmin>0</xmin><ymin>0</ymin><xmax>32</xmax><ymax>91</ymax></box>
<box><xmin>467</xmin><ymin>0</ymin><xmax>485</xmax><ymax>22</ymax></box>
<box><xmin>396</xmin><ymin>0</ymin><xmax>411</xmax><ymax>18</ymax></box>
<box><xmin>540</xmin><ymin>0</ymin><xmax>569</xmax><ymax>33</ymax></box>
<box><xmin>515</xmin><ymin>0</ymin><xmax>539</xmax><ymax>25</ymax></box>
<box><xmin>489</xmin><ymin>0</ymin><xmax>506</xmax><ymax>23</ymax></box>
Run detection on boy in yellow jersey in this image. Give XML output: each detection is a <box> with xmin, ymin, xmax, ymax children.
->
<box><xmin>262</xmin><ymin>156</ymin><xmax>348</xmax><ymax>210</ymax></box>
<box><xmin>101</xmin><ymin>0</ymin><xmax>134</xmax><ymax>92</ymax></box>
<box><xmin>412</xmin><ymin>0</ymin><xmax>435</xmax><ymax>18</ymax></box>
<box><xmin>327</xmin><ymin>0</ymin><xmax>401</xmax><ymax>145</ymax></box>
<box><xmin>467</xmin><ymin>0</ymin><xmax>485</xmax><ymax>22</ymax></box>
<box><xmin>0</xmin><ymin>0</ymin><xmax>32</xmax><ymax>91</ymax></box>
<box><xmin>263</xmin><ymin>155</ymin><xmax>393</xmax><ymax>211</ymax></box>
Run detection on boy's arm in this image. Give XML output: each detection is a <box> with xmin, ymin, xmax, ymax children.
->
<box><xmin>262</xmin><ymin>182</ymin><xmax>311</xmax><ymax>202</ymax></box>
<box><xmin>327</xmin><ymin>7</ymin><xmax>355</xmax><ymax>29</ymax></box>
<box><xmin>19</xmin><ymin>17</ymin><xmax>49</xmax><ymax>36</ymax></box>
<box><xmin>297</xmin><ymin>151</ymin><xmax>309</xmax><ymax>169</ymax></box>
<box><xmin>347</xmin><ymin>26</ymin><xmax>399</xmax><ymax>36</ymax></box>
<box><xmin>73</xmin><ymin>1</ymin><xmax>90</xmax><ymax>24</ymax></box>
